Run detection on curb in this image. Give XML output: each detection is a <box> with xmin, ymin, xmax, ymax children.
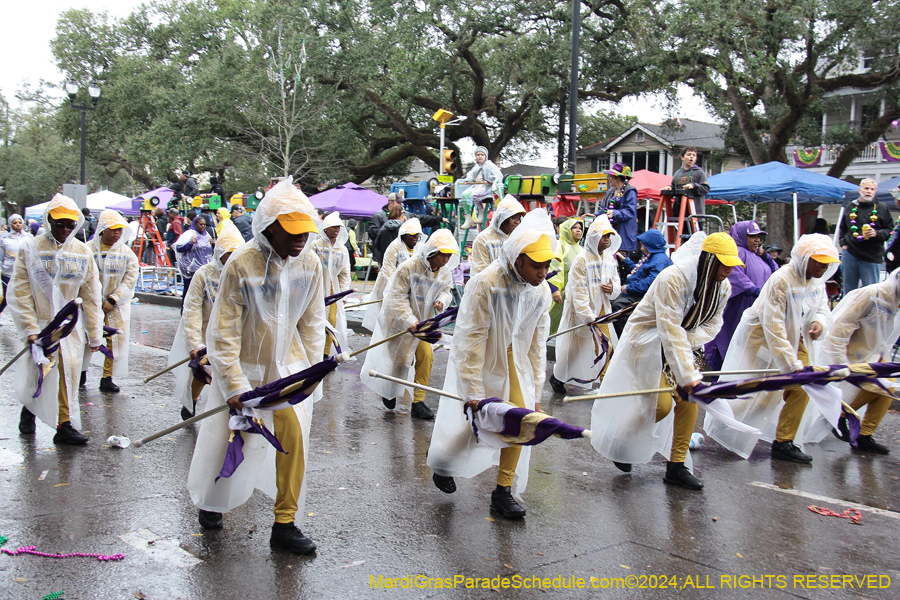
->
<box><xmin>135</xmin><ymin>292</ymin><xmax>181</xmax><ymax>308</ymax></box>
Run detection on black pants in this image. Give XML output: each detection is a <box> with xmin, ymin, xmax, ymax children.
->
<box><xmin>180</xmin><ymin>275</ymin><xmax>192</xmax><ymax>315</ymax></box>
<box><xmin>0</xmin><ymin>274</ymin><xmax>8</xmax><ymax>314</ymax></box>
<box><xmin>610</xmin><ymin>294</ymin><xmax>641</xmax><ymax>337</ymax></box>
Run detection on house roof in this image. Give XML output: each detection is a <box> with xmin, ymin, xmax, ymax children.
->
<box><xmin>578</xmin><ymin>119</ymin><xmax>728</xmax><ymax>157</ymax></box>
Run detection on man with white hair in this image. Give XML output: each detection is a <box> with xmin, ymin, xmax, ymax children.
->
<box><xmin>839</xmin><ymin>178</ymin><xmax>893</xmax><ymax>295</ymax></box>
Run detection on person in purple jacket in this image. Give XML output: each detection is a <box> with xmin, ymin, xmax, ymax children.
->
<box><xmin>704</xmin><ymin>221</ymin><xmax>778</xmax><ymax>370</ymax></box>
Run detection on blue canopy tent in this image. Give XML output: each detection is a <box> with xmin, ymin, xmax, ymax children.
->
<box><xmin>707</xmin><ymin>162</ymin><xmax>858</xmax><ymax>243</ymax></box>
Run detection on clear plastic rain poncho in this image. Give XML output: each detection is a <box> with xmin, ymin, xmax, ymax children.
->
<box><xmin>82</xmin><ymin>210</ymin><xmax>139</xmax><ymax>379</ymax></box>
<box><xmin>362</xmin><ymin>218</ymin><xmax>422</xmax><ymax>331</ymax></box>
<box><xmin>553</xmin><ymin>215</ymin><xmax>622</xmax><ymax>384</ymax></box>
<box><xmin>799</xmin><ymin>268</ymin><xmax>900</xmax><ymax>444</ymax></box>
<box><xmin>359</xmin><ymin>228</ymin><xmax>458</xmax><ymax>400</ymax></box>
<box><xmin>427</xmin><ymin>209</ymin><xmax>556</xmax><ymax>497</ymax></box>
<box><xmin>704</xmin><ymin>233</ymin><xmax>838</xmax><ymax>458</ymax></box>
<box><xmin>167</xmin><ymin>221</ymin><xmax>246</xmax><ymax>413</ymax></box>
<box><xmin>311</xmin><ymin>211</ymin><xmax>352</xmax><ymax>352</ymax></box>
<box><xmin>469</xmin><ymin>195</ymin><xmax>526</xmax><ymax>277</ymax></box>
<box><xmin>7</xmin><ymin>194</ymin><xmax>103</xmax><ymax>429</ymax></box>
<box><xmin>589</xmin><ymin>232</ymin><xmax>729</xmax><ymax>468</ymax></box>
<box><xmin>187</xmin><ymin>178</ymin><xmax>326</xmax><ymax>519</ymax></box>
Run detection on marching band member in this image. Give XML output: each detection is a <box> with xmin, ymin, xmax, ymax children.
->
<box><xmin>311</xmin><ymin>211</ymin><xmax>351</xmax><ymax>356</ymax></box>
<box><xmin>469</xmin><ymin>195</ymin><xmax>526</xmax><ymax>277</ymax></box>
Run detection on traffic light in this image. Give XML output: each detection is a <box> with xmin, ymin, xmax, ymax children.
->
<box><xmin>442</xmin><ymin>149</ymin><xmax>458</xmax><ymax>174</ymax></box>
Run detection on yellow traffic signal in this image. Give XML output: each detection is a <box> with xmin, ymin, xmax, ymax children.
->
<box><xmin>442</xmin><ymin>149</ymin><xmax>458</xmax><ymax>174</ymax></box>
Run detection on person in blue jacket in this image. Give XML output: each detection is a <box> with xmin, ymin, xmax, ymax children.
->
<box><xmin>608</xmin><ymin>229</ymin><xmax>672</xmax><ymax>336</ymax></box>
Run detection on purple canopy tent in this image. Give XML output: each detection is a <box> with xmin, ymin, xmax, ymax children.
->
<box><xmin>308</xmin><ymin>182</ymin><xmax>387</xmax><ymax>219</ymax></box>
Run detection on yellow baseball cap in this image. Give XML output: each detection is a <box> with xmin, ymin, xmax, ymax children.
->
<box><xmin>702</xmin><ymin>233</ymin><xmax>745</xmax><ymax>267</ymax></box>
<box><xmin>428</xmin><ymin>229</ymin><xmax>459</xmax><ymax>255</ymax></box>
<box><xmin>276</xmin><ymin>212</ymin><xmax>318</xmax><ymax>235</ymax></box>
<box><xmin>810</xmin><ymin>254</ymin><xmax>840</xmax><ymax>264</ymax></box>
<box><xmin>106</xmin><ymin>222</ymin><xmax>125</xmax><ymax>230</ymax></box>
<box><xmin>522</xmin><ymin>234</ymin><xmax>559</xmax><ymax>263</ymax></box>
<box><xmin>48</xmin><ymin>206</ymin><xmax>81</xmax><ymax>221</ymax></box>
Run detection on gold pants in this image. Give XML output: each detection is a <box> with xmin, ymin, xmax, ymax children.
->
<box><xmin>498</xmin><ymin>345</ymin><xmax>524</xmax><ymax>487</ymax></box>
<box><xmin>57</xmin><ymin>352</ymin><xmax>70</xmax><ymax>425</ymax></box>
<box><xmin>323</xmin><ymin>302</ymin><xmax>338</xmax><ymax>355</ymax></box>
<box><xmin>102</xmin><ymin>315</ymin><xmax>113</xmax><ymax>378</ymax></box>
<box><xmin>850</xmin><ymin>390</ymin><xmax>892</xmax><ymax>436</ymax></box>
<box><xmin>413</xmin><ymin>340</ymin><xmax>433</xmax><ymax>404</ymax></box>
<box><xmin>776</xmin><ymin>341</ymin><xmax>810</xmax><ymax>443</ymax></box>
<box><xmin>596</xmin><ymin>322</ymin><xmax>612</xmax><ymax>382</ymax></box>
<box><xmin>273</xmin><ymin>406</ymin><xmax>306</xmax><ymax>523</ymax></box>
<box><xmin>655</xmin><ymin>374</ymin><xmax>698</xmax><ymax>463</ymax></box>
<box><xmin>190</xmin><ymin>378</ymin><xmax>206</xmax><ymax>406</ymax></box>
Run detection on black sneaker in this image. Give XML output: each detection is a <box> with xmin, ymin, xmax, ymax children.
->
<box><xmin>832</xmin><ymin>416</ymin><xmax>850</xmax><ymax>443</ymax></box>
<box><xmin>855</xmin><ymin>435</ymin><xmax>890</xmax><ymax>455</ymax></box>
<box><xmin>198</xmin><ymin>509</ymin><xmax>223</xmax><ymax>529</ymax></box>
<box><xmin>432</xmin><ymin>473</ymin><xmax>456</xmax><ymax>494</ymax></box>
<box><xmin>80</xmin><ymin>371</ymin><xmax>87</xmax><ymax>387</ymax></box>
<box><xmin>19</xmin><ymin>407</ymin><xmax>36</xmax><ymax>434</ymax></box>
<box><xmin>270</xmin><ymin>523</ymin><xmax>316</xmax><ymax>554</ymax></box>
<box><xmin>490</xmin><ymin>485</ymin><xmax>526</xmax><ymax>519</ymax></box>
<box><xmin>771</xmin><ymin>440</ymin><xmax>812</xmax><ymax>463</ymax></box>
<box><xmin>663</xmin><ymin>462</ymin><xmax>703</xmax><ymax>490</ymax></box>
<box><xmin>382</xmin><ymin>397</ymin><xmax>396</xmax><ymax>410</ymax></box>
<box><xmin>549</xmin><ymin>374</ymin><xmax>567</xmax><ymax>395</ymax></box>
<box><xmin>411</xmin><ymin>402</ymin><xmax>434</xmax><ymax>420</ymax></box>
<box><xmin>99</xmin><ymin>377</ymin><xmax>120</xmax><ymax>393</ymax></box>
<box><xmin>53</xmin><ymin>421</ymin><xmax>88</xmax><ymax>445</ymax></box>
<box><xmin>181</xmin><ymin>406</ymin><xmax>194</xmax><ymax>421</ymax></box>
<box><xmin>613</xmin><ymin>461</ymin><xmax>632</xmax><ymax>473</ymax></box>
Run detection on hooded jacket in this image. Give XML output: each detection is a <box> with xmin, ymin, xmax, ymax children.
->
<box><xmin>621</xmin><ymin>229</ymin><xmax>672</xmax><ymax>298</ymax></box>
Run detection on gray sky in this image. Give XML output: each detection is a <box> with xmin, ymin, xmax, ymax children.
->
<box><xmin>3</xmin><ymin>0</ymin><xmax>715</xmax><ymax>168</ymax></box>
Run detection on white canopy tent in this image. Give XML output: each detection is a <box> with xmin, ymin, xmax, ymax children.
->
<box><xmin>24</xmin><ymin>190</ymin><xmax>131</xmax><ymax>220</ymax></box>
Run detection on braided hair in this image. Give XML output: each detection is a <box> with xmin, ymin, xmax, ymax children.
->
<box><xmin>681</xmin><ymin>250</ymin><xmax>724</xmax><ymax>330</ymax></box>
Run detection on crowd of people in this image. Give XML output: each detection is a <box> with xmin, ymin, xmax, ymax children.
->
<box><xmin>1</xmin><ymin>165</ymin><xmax>896</xmax><ymax>559</ymax></box>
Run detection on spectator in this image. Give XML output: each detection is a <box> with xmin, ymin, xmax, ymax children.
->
<box><xmin>0</xmin><ymin>214</ymin><xmax>30</xmax><ymax>316</ymax></box>
<box><xmin>230</xmin><ymin>204</ymin><xmax>253</xmax><ymax>241</ymax></box>
<box><xmin>75</xmin><ymin>207</ymin><xmax>95</xmax><ymax>242</ymax></box>
<box><xmin>208</xmin><ymin>176</ymin><xmax>225</xmax><ymax>201</ymax></box>
<box><xmin>346</xmin><ymin>218</ymin><xmax>359</xmax><ymax>269</ymax></box>
<box><xmin>662</xmin><ymin>147</ymin><xmax>710</xmax><ymax>225</ymax></box>
<box><xmin>839</xmin><ymin>178</ymin><xmax>893</xmax><ymax>295</ymax></box>
<box><xmin>548</xmin><ymin>218</ymin><xmax>584</xmax><ymax>334</ymax></box>
<box><xmin>599</xmin><ymin>163</ymin><xmax>638</xmax><ymax>255</ymax></box>
<box><xmin>767</xmin><ymin>244</ymin><xmax>786</xmax><ymax>267</ymax></box>
<box><xmin>166</xmin><ymin>207</ymin><xmax>184</xmax><ymax>265</ymax></box>
<box><xmin>180</xmin><ymin>170</ymin><xmax>200</xmax><ymax>199</ymax></box>
<box><xmin>174</xmin><ymin>216</ymin><xmax>213</xmax><ymax>313</ymax></box>
<box><xmin>704</xmin><ymin>221</ymin><xmax>779</xmax><ymax>370</ymax></box>
<box><xmin>368</xmin><ymin>193</ymin><xmax>444</xmax><ymax>264</ymax></box>
<box><xmin>609</xmin><ymin>229</ymin><xmax>672</xmax><ymax>336</ymax></box>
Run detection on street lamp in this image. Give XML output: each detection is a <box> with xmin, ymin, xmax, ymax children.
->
<box><xmin>66</xmin><ymin>79</ymin><xmax>101</xmax><ymax>185</ymax></box>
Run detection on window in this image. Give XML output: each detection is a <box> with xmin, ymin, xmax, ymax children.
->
<box><xmin>596</xmin><ymin>156</ymin><xmax>610</xmax><ymax>171</ymax></box>
<box><xmin>861</xmin><ymin>103</ymin><xmax>879</xmax><ymax>130</ymax></box>
<box><xmin>635</xmin><ymin>130</ymin><xmax>645</xmax><ymax>143</ymax></box>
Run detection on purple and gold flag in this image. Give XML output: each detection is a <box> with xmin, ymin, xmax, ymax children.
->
<box><xmin>97</xmin><ymin>325</ymin><xmax>120</xmax><ymax>360</ymax></box>
<box><xmin>31</xmin><ymin>300</ymin><xmax>82</xmax><ymax>397</ymax></box>
<box><xmin>325</xmin><ymin>289</ymin><xmax>354</xmax><ymax>306</ymax></box>
<box><xmin>188</xmin><ymin>347</ymin><xmax>211</xmax><ymax>385</ymax></box>
<box><xmin>561</xmin><ymin>301</ymin><xmax>637</xmax><ymax>385</ymax></box>
<box><xmin>463</xmin><ymin>398</ymin><xmax>591</xmax><ymax>449</ymax></box>
<box><xmin>410</xmin><ymin>306</ymin><xmax>459</xmax><ymax>344</ymax></box>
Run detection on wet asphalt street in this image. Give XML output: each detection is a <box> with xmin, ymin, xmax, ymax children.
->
<box><xmin>1</xmin><ymin>301</ymin><xmax>899</xmax><ymax>600</ymax></box>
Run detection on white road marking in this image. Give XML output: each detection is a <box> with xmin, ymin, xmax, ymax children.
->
<box><xmin>119</xmin><ymin>528</ymin><xmax>203</xmax><ymax>567</ymax></box>
<box><xmin>749</xmin><ymin>481</ymin><xmax>900</xmax><ymax>520</ymax></box>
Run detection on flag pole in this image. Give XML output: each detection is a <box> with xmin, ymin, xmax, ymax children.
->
<box><xmin>345</xmin><ymin>299</ymin><xmax>383</xmax><ymax>309</ymax></box>
<box><xmin>133</xmin><ymin>377</ymin><xmax>316</xmax><ymax>447</ymax></box>
<box><xmin>368</xmin><ymin>370</ymin><xmax>463</xmax><ymax>400</ymax></box>
<box><xmin>564</xmin><ymin>387</ymin><xmax>674</xmax><ymax>403</ymax></box>
<box><xmin>0</xmin><ymin>345</ymin><xmax>30</xmax><ymax>377</ymax></box>
<box><xmin>347</xmin><ymin>329</ymin><xmax>409</xmax><ymax>358</ymax></box>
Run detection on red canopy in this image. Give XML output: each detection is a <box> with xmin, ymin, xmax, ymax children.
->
<box><xmin>630</xmin><ymin>169</ymin><xmax>673</xmax><ymax>202</ymax></box>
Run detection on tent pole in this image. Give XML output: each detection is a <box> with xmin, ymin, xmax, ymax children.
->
<box><xmin>752</xmin><ymin>200</ymin><xmax>757</xmax><ymax>221</ymax></box>
<box><xmin>833</xmin><ymin>205</ymin><xmax>844</xmax><ymax>248</ymax></box>
<box><xmin>645</xmin><ymin>198</ymin><xmax>650</xmax><ymax>232</ymax></box>
<box><xmin>360</xmin><ymin>227</ymin><xmax>372</xmax><ymax>294</ymax></box>
<box><xmin>793</xmin><ymin>192</ymin><xmax>799</xmax><ymax>245</ymax></box>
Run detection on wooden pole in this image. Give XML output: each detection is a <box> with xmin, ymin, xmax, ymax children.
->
<box><xmin>345</xmin><ymin>299</ymin><xmax>383</xmax><ymax>309</ymax></box>
<box><xmin>347</xmin><ymin>329</ymin><xmax>409</xmax><ymax>358</ymax></box>
<box><xmin>563</xmin><ymin>387</ymin><xmax>674</xmax><ymax>403</ymax></box>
